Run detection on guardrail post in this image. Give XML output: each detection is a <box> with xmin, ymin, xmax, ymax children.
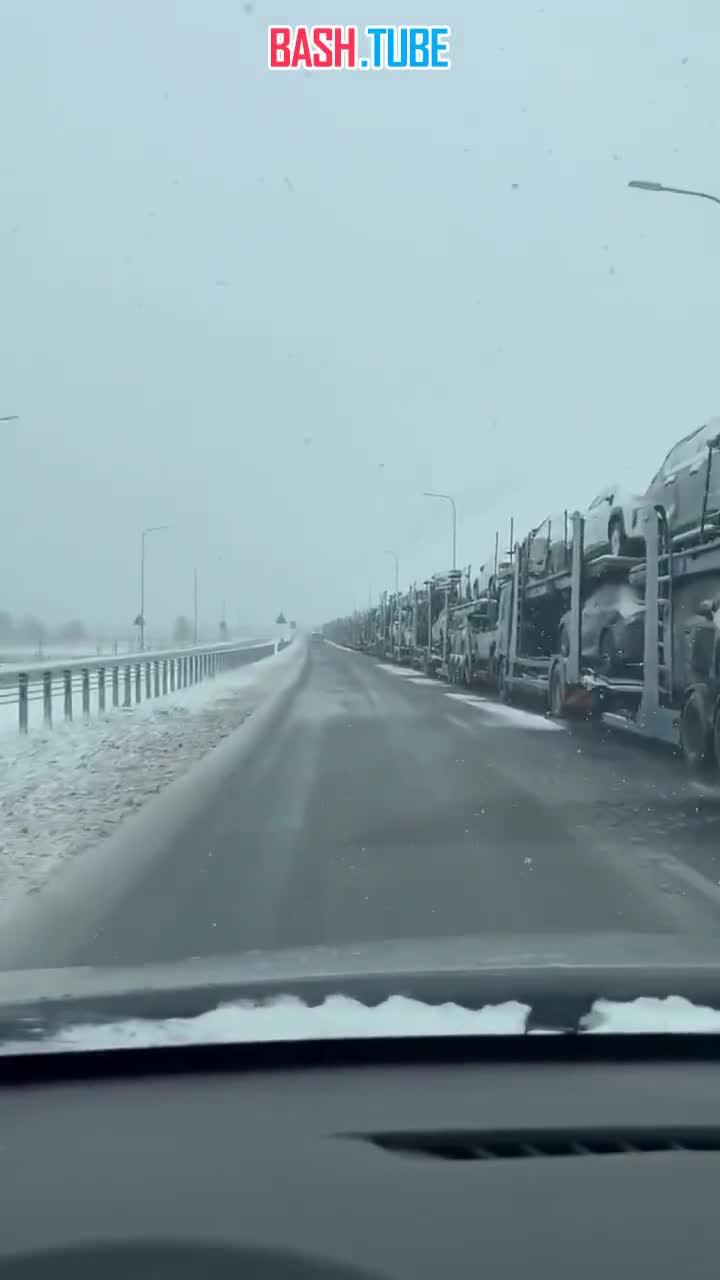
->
<box><xmin>124</xmin><ymin>665</ymin><xmax>131</xmax><ymax>707</ymax></box>
<box><xmin>112</xmin><ymin>666</ymin><xmax>119</xmax><ymax>708</ymax></box>
<box><xmin>82</xmin><ymin>668</ymin><xmax>90</xmax><ymax>717</ymax></box>
<box><xmin>135</xmin><ymin>664</ymin><xmax>141</xmax><ymax>703</ymax></box>
<box><xmin>152</xmin><ymin>660</ymin><xmax>159</xmax><ymax>697</ymax></box>
<box><xmin>18</xmin><ymin>672</ymin><xmax>28</xmax><ymax>733</ymax></box>
<box><xmin>98</xmin><ymin>667</ymin><xmax>106</xmax><ymax>713</ymax></box>
<box><xmin>145</xmin><ymin>661</ymin><xmax>152</xmax><ymax>699</ymax></box>
<box><xmin>63</xmin><ymin>669</ymin><xmax>72</xmax><ymax>721</ymax></box>
<box><xmin>43</xmin><ymin>671</ymin><xmax>52</xmax><ymax>727</ymax></box>
<box><xmin>162</xmin><ymin>659</ymin><xmax>168</xmax><ymax>694</ymax></box>
<box><xmin>170</xmin><ymin>658</ymin><xmax>176</xmax><ymax>692</ymax></box>
<box><xmin>182</xmin><ymin>656</ymin><xmax>187</xmax><ymax>687</ymax></box>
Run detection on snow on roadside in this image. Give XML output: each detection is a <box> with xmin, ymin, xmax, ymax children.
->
<box><xmin>0</xmin><ymin>643</ymin><xmax>298</xmax><ymax>911</ymax></box>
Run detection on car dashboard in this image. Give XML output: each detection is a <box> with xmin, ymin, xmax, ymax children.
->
<box><xmin>1</xmin><ymin>1034</ymin><xmax>720</xmax><ymax>1279</ymax></box>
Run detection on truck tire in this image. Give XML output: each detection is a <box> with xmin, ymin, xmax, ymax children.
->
<box><xmin>598</xmin><ymin>629</ymin><xmax>618</xmax><ymax>677</ymax></box>
<box><xmin>549</xmin><ymin>663</ymin><xmax>566</xmax><ymax>718</ymax></box>
<box><xmin>497</xmin><ymin>657</ymin><xmax>509</xmax><ymax>702</ymax></box>
<box><xmin>680</xmin><ymin>691</ymin><xmax>712</xmax><ymax>772</ymax></box>
<box><xmin>712</xmin><ymin>705</ymin><xmax>720</xmax><ymax>775</ymax></box>
<box><xmin>608</xmin><ymin>516</ymin><xmax>627</xmax><ymax>557</ymax></box>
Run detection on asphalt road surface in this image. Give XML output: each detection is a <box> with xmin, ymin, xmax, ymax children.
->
<box><xmin>44</xmin><ymin>638</ymin><xmax>720</xmax><ymax>968</ymax></box>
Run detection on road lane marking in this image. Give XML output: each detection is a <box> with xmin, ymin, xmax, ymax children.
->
<box><xmin>444</xmin><ymin>692</ymin><xmax>564</xmax><ymax>731</ymax></box>
<box><xmin>376</xmin><ymin>664</ymin><xmax>420</xmax><ymax>676</ymax></box>
<box><xmin>446</xmin><ymin>714</ymin><xmax>474</xmax><ymax>733</ymax></box>
<box><xmin>375</xmin><ymin>664</ymin><xmax>437</xmax><ymax>684</ymax></box>
<box><xmin>638</xmin><ymin>847</ymin><xmax>720</xmax><ymax>911</ymax></box>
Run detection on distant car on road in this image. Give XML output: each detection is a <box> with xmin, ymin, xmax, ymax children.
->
<box><xmin>311</xmin><ymin>631</ymin><xmax>324</xmax><ymax>646</ymax></box>
<box><xmin>582</xmin><ymin>484</ymin><xmax>646</xmax><ymax>559</ymax></box>
<box><xmin>558</xmin><ymin>582</ymin><xmax>645</xmax><ymax>677</ymax></box>
<box><xmin>644</xmin><ymin>418</ymin><xmax>720</xmax><ymax>546</ymax></box>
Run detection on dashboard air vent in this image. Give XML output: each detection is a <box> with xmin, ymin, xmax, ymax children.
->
<box><xmin>361</xmin><ymin>1127</ymin><xmax>720</xmax><ymax>1161</ymax></box>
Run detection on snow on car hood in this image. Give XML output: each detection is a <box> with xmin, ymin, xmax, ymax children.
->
<box><xmin>4</xmin><ymin>993</ymin><xmax>720</xmax><ymax>1053</ymax></box>
<box><xmin>580</xmin><ymin>995</ymin><xmax>720</xmax><ymax>1033</ymax></box>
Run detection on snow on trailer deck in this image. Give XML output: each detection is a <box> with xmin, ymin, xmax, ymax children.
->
<box><xmin>522</xmin><ymin>553</ymin><xmax>643</xmax><ymax>601</ymax></box>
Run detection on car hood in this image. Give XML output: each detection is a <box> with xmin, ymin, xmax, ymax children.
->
<box><xmin>4</xmin><ymin>932</ymin><xmax>720</xmax><ymax>1049</ymax></box>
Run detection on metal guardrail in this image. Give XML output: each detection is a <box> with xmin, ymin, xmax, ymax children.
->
<box><xmin>0</xmin><ymin>637</ymin><xmax>279</xmax><ymax>734</ymax></box>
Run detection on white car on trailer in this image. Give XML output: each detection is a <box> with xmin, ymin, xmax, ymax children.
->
<box><xmin>583</xmin><ymin>484</ymin><xmax>646</xmax><ymax>559</ymax></box>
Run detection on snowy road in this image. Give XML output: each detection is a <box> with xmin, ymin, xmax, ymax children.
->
<box><xmin>6</xmin><ymin>640</ymin><xmax>720</xmax><ymax>969</ymax></box>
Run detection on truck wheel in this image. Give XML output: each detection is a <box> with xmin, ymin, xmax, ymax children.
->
<box><xmin>712</xmin><ymin>706</ymin><xmax>720</xmax><ymax>774</ymax></box>
<box><xmin>497</xmin><ymin>658</ymin><xmax>510</xmax><ymax>703</ymax></box>
<box><xmin>598</xmin><ymin>629</ymin><xmax>618</xmax><ymax>677</ymax></box>
<box><xmin>680</xmin><ymin>691</ymin><xmax>712</xmax><ymax>772</ymax></box>
<box><xmin>608</xmin><ymin>517</ymin><xmax>627</xmax><ymax>557</ymax></box>
<box><xmin>549</xmin><ymin>663</ymin><xmax>566</xmax><ymax>718</ymax></box>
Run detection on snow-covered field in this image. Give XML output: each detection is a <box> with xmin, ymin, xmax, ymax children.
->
<box><xmin>0</xmin><ymin>636</ymin><xmax>257</xmax><ymax>664</ymax></box>
<box><xmin>0</xmin><ymin>641</ymin><xmax>301</xmax><ymax>915</ymax></box>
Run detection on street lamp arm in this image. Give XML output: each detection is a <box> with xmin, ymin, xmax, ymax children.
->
<box><xmin>629</xmin><ymin>179</ymin><xmax>720</xmax><ymax>207</ymax></box>
<box><xmin>665</xmin><ymin>185</ymin><xmax>720</xmax><ymax>207</ymax></box>
<box><xmin>139</xmin><ymin>524</ymin><xmax>170</xmax><ymax>651</ymax></box>
<box><xmin>423</xmin><ymin>492</ymin><xmax>457</xmax><ymax>571</ymax></box>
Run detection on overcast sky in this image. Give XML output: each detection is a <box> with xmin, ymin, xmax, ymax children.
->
<box><xmin>1</xmin><ymin>0</ymin><xmax>718</xmax><ymax>634</ymax></box>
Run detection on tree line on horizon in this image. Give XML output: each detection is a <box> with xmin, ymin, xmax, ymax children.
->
<box><xmin>0</xmin><ymin>612</ymin><xmax>90</xmax><ymax>646</ymax></box>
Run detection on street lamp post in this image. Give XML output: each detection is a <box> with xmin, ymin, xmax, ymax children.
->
<box><xmin>385</xmin><ymin>550</ymin><xmax>399</xmax><ymax>594</ymax></box>
<box><xmin>217</xmin><ymin>554</ymin><xmax>227</xmax><ymax>636</ymax></box>
<box><xmin>423</xmin><ymin>491</ymin><xmax>457</xmax><ymax>570</ymax></box>
<box><xmin>628</xmin><ymin>179</ymin><xmax>720</xmax><ymax>208</ymax></box>
<box><xmin>138</xmin><ymin>524</ymin><xmax>169</xmax><ymax>651</ymax></box>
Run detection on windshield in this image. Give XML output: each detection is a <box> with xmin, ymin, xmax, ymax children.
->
<box><xmin>2</xmin><ymin>0</ymin><xmax>720</xmax><ymax>1045</ymax></box>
